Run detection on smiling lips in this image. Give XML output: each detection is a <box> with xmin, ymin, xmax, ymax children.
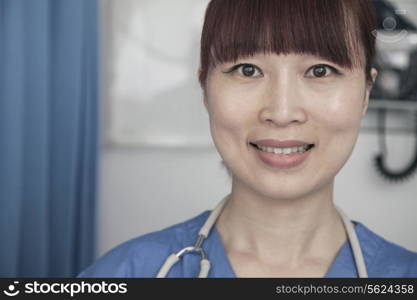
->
<box><xmin>250</xmin><ymin>139</ymin><xmax>315</xmax><ymax>168</ymax></box>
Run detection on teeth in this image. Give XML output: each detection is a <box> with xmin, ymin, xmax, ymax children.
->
<box><xmin>256</xmin><ymin>144</ymin><xmax>310</xmax><ymax>155</ymax></box>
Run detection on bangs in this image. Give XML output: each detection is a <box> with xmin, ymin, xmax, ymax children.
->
<box><xmin>200</xmin><ymin>0</ymin><xmax>376</xmax><ymax>85</ymax></box>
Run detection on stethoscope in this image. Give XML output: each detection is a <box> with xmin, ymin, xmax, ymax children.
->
<box><xmin>156</xmin><ymin>194</ymin><xmax>368</xmax><ymax>278</ymax></box>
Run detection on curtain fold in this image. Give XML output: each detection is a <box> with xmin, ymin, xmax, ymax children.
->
<box><xmin>0</xmin><ymin>0</ymin><xmax>98</xmax><ymax>277</ymax></box>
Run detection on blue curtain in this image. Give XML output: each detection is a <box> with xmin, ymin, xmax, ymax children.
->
<box><xmin>0</xmin><ymin>0</ymin><xmax>98</xmax><ymax>277</ymax></box>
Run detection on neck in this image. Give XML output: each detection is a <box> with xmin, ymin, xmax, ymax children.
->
<box><xmin>216</xmin><ymin>179</ymin><xmax>347</xmax><ymax>268</ymax></box>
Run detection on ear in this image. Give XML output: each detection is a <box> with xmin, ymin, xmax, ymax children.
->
<box><xmin>203</xmin><ymin>95</ymin><xmax>208</xmax><ymax>111</ymax></box>
<box><xmin>197</xmin><ymin>67</ymin><xmax>203</xmax><ymax>81</ymax></box>
<box><xmin>198</xmin><ymin>68</ymin><xmax>209</xmax><ymax>111</ymax></box>
<box><xmin>362</xmin><ymin>67</ymin><xmax>378</xmax><ymax>117</ymax></box>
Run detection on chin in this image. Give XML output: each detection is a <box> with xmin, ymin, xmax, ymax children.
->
<box><xmin>237</xmin><ymin>173</ymin><xmax>322</xmax><ymax>202</ymax></box>
<box><xmin>256</xmin><ymin>184</ymin><xmax>314</xmax><ymax>202</ymax></box>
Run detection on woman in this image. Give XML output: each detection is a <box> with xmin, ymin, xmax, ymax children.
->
<box><xmin>79</xmin><ymin>0</ymin><xmax>417</xmax><ymax>277</ymax></box>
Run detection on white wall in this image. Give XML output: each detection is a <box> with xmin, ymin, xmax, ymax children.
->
<box><xmin>97</xmin><ymin>0</ymin><xmax>417</xmax><ymax>258</ymax></box>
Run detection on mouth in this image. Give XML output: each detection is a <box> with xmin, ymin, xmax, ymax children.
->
<box><xmin>249</xmin><ymin>141</ymin><xmax>315</xmax><ymax>169</ymax></box>
<box><xmin>249</xmin><ymin>142</ymin><xmax>315</xmax><ymax>155</ymax></box>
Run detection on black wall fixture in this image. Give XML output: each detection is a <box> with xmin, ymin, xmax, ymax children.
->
<box><xmin>371</xmin><ymin>0</ymin><xmax>417</xmax><ymax>182</ymax></box>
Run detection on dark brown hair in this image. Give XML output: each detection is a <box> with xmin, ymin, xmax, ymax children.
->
<box><xmin>199</xmin><ymin>0</ymin><xmax>377</xmax><ymax>88</ymax></box>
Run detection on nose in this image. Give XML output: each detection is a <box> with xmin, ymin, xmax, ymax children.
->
<box><xmin>259</xmin><ymin>73</ymin><xmax>307</xmax><ymax>127</ymax></box>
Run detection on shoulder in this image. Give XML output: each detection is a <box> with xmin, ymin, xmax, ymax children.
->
<box><xmin>78</xmin><ymin>210</ymin><xmax>210</xmax><ymax>277</ymax></box>
<box><xmin>356</xmin><ymin>221</ymin><xmax>417</xmax><ymax>277</ymax></box>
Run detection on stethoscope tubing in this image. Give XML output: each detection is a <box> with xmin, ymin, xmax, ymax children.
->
<box><xmin>157</xmin><ymin>194</ymin><xmax>368</xmax><ymax>278</ymax></box>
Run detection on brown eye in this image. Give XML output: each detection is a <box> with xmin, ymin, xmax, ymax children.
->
<box><xmin>306</xmin><ymin>64</ymin><xmax>341</xmax><ymax>78</ymax></box>
<box><xmin>242</xmin><ymin>65</ymin><xmax>256</xmax><ymax>77</ymax></box>
<box><xmin>238</xmin><ymin>64</ymin><xmax>262</xmax><ymax>77</ymax></box>
<box><xmin>313</xmin><ymin>66</ymin><xmax>327</xmax><ymax>77</ymax></box>
<box><xmin>223</xmin><ymin>63</ymin><xmax>263</xmax><ymax>78</ymax></box>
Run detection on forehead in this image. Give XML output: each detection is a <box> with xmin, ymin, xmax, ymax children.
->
<box><xmin>204</xmin><ymin>0</ymin><xmax>365</xmax><ymax>70</ymax></box>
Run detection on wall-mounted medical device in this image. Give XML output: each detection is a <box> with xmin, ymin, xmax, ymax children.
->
<box><xmin>371</xmin><ymin>0</ymin><xmax>417</xmax><ymax>102</ymax></box>
<box><xmin>371</xmin><ymin>0</ymin><xmax>417</xmax><ymax>182</ymax></box>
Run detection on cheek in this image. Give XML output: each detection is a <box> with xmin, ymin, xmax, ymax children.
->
<box><xmin>206</xmin><ymin>83</ymin><xmax>254</xmax><ymax>141</ymax></box>
<box><xmin>320</xmin><ymin>97</ymin><xmax>363</xmax><ymax>131</ymax></box>
<box><xmin>307</xmin><ymin>83</ymin><xmax>366</xmax><ymax>176</ymax></box>
<box><xmin>308</xmin><ymin>81</ymin><xmax>365</xmax><ymax>132</ymax></box>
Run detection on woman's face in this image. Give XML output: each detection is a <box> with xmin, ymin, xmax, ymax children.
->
<box><xmin>203</xmin><ymin>52</ymin><xmax>377</xmax><ymax>200</ymax></box>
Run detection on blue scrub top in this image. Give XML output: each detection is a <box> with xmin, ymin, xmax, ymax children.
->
<box><xmin>78</xmin><ymin>210</ymin><xmax>417</xmax><ymax>277</ymax></box>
